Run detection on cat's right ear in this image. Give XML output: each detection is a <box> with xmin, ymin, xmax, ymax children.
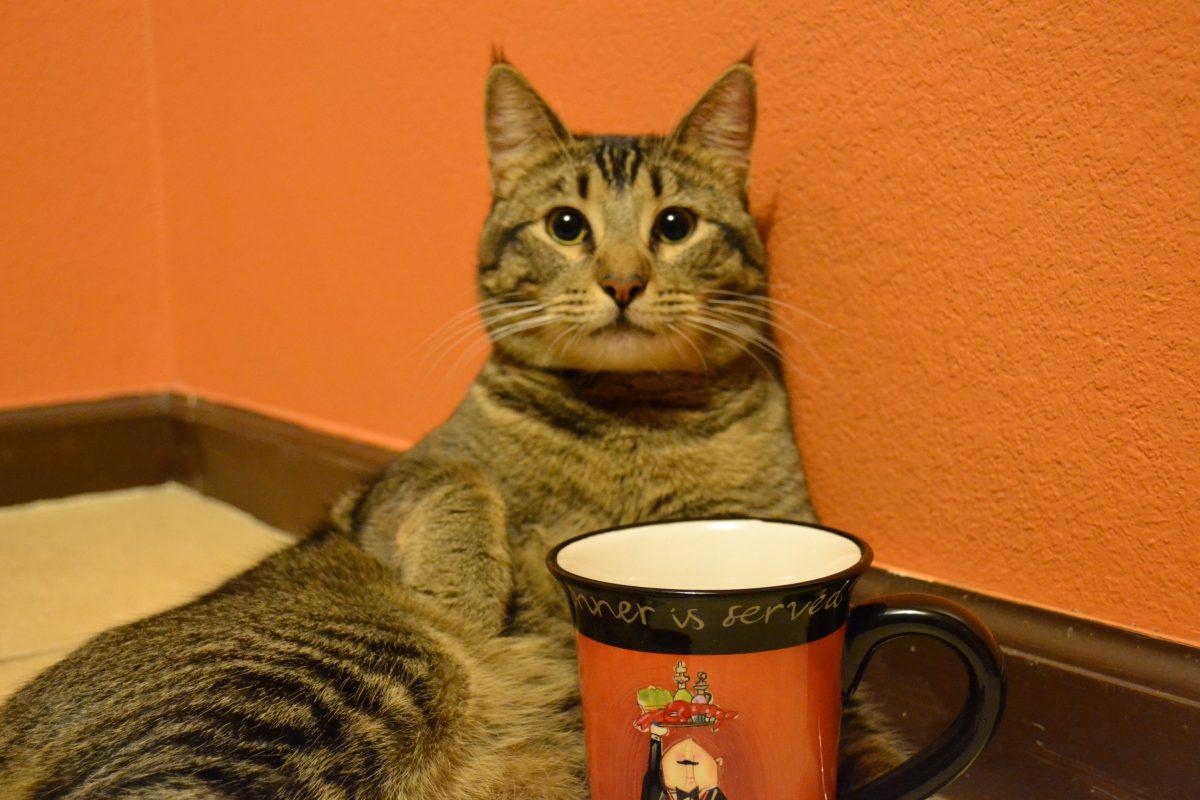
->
<box><xmin>670</xmin><ymin>61</ymin><xmax>756</xmax><ymax>187</ymax></box>
<box><xmin>484</xmin><ymin>64</ymin><xmax>570</xmax><ymax>196</ymax></box>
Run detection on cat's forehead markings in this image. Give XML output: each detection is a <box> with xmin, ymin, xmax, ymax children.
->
<box><xmin>650</xmin><ymin>167</ymin><xmax>663</xmax><ymax>198</ymax></box>
<box><xmin>589</xmin><ymin>137</ymin><xmax>644</xmax><ymax>192</ymax></box>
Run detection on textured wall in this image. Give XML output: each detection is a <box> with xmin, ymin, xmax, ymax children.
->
<box><xmin>765</xmin><ymin>4</ymin><xmax>1200</xmax><ymax>645</ymax></box>
<box><xmin>2</xmin><ymin>2</ymin><xmax>1197</xmax><ymax>642</ymax></box>
<box><xmin>0</xmin><ymin>2</ymin><xmax>170</xmax><ymax>406</ymax></box>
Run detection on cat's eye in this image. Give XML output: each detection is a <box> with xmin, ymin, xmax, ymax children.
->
<box><xmin>546</xmin><ymin>207</ymin><xmax>591</xmax><ymax>245</ymax></box>
<box><xmin>653</xmin><ymin>207</ymin><xmax>696</xmax><ymax>243</ymax></box>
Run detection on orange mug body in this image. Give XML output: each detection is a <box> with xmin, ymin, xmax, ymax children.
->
<box><xmin>576</xmin><ymin>628</ymin><xmax>846</xmax><ymax>799</ymax></box>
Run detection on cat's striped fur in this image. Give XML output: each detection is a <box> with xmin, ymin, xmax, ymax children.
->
<box><xmin>0</xmin><ymin>532</ymin><xmax>582</xmax><ymax>798</ymax></box>
<box><xmin>0</xmin><ymin>58</ymin><xmax>904</xmax><ymax>797</ymax></box>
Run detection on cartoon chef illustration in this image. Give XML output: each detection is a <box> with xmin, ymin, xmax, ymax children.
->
<box><xmin>634</xmin><ymin>662</ymin><xmax>738</xmax><ymax>800</ymax></box>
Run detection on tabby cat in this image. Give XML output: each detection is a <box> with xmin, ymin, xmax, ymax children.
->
<box><xmin>0</xmin><ymin>58</ymin><xmax>902</xmax><ymax>798</ymax></box>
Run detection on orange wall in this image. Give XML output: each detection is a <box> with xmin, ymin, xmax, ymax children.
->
<box><xmin>2</xmin><ymin>2</ymin><xmax>1196</xmax><ymax>643</ymax></box>
<box><xmin>0</xmin><ymin>2</ymin><xmax>170</xmax><ymax>406</ymax></box>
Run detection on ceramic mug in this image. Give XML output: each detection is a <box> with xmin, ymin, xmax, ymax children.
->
<box><xmin>547</xmin><ymin>518</ymin><xmax>1006</xmax><ymax>800</ymax></box>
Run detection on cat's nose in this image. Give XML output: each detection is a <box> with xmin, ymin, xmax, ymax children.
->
<box><xmin>600</xmin><ymin>275</ymin><xmax>646</xmax><ymax>309</ymax></box>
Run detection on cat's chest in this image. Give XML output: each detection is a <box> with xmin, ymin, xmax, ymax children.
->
<box><xmin>497</xmin><ymin>426</ymin><xmax>801</xmax><ymax>542</ymax></box>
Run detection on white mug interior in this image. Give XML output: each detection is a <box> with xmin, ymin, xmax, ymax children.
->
<box><xmin>554</xmin><ymin>518</ymin><xmax>864</xmax><ymax>592</ymax></box>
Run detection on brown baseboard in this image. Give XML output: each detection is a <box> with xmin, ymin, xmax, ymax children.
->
<box><xmin>0</xmin><ymin>395</ymin><xmax>178</xmax><ymax>507</ymax></box>
<box><xmin>0</xmin><ymin>393</ymin><xmax>395</xmax><ymax>532</ymax></box>
<box><xmin>166</xmin><ymin>395</ymin><xmax>395</xmax><ymax>535</ymax></box>
<box><xmin>1</xmin><ymin>393</ymin><xmax>1197</xmax><ymax>798</ymax></box>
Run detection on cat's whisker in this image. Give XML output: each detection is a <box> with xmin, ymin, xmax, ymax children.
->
<box><xmin>705</xmin><ymin>303</ymin><xmax>834</xmax><ymax>379</ymax></box>
<box><xmin>487</xmin><ymin>316</ymin><xmax>557</xmax><ymax>344</ymax></box>
<box><xmin>419</xmin><ymin>303</ymin><xmax>543</xmax><ymax>382</ymax></box>
<box><xmin>666</xmin><ymin>323</ymin><xmax>709</xmax><ymax>374</ymax></box>
<box><xmin>440</xmin><ymin>303</ymin><xmax>543</xmax><ymax>357</ymax></box>
<box><xmin>700</xmin><ymin>312</ymin><xmax>785</xmax><ymax>358</ymax></box>
<box><xmin>415</xmin><ymin>315</ymin><xmax>486</xmax><ymax>371</ymax></box>
<box><xmin>400</xmin><ymin>298</ymin><xmax>532</xmax><ymax>438</ymax></box>
<box><xmin>437</xmin><ymin>338</ymin><xmax>493</xmax><ymax>388</ymax></box>
<box><xmin>414</xmin><ymin>305</ymin><xmax>546</xmax><ymax>401</ymax></box>
<box><xmin>434</xmin><ymin>314</ymin><xmax>557</xmax><ymax>394</ymax></box>
<box><xmin>408</xmin><ymin>303</ymin><xmax>489</xmax><ymax>363</ymax></box>
<box><xmin>708</xmin><ymin>290</ymin><xmax>841</xmax><ymax>332</ymax></box>
<box><xmin>684</xmin><ymin>315</ymin><xmax>774</xmax><ymax>377</ymax></box>
<box><xmin>707</xmin><ymin>305</ymin><xmax>794</xmax><ymax>343</ymax></box>
<box><xmin>717</xmin><ymin>307</ymin><xmax>833</xmax><ymax>380</ymax></box>
<box><xmin>694</xmin><ymin>309</ymin><xmax>816</xmax><ymax>379</ymax></box>
<box><xmin>546</xmin><ymin>323</ymin><xmax>581</xmax><ymax>357</ymax></box>
<box><xmin>412</xmin><ymin>298</ymin><xmax>539</xmax><ymax>369</ymax></box>
<box><xmin>561</xmin><ymin>322</ymin><xmax>589</xmax><ymax>362</ymax></box>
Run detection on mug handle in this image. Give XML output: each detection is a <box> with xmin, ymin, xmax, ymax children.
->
<box><xmin>840</xmin><ymin>593</ymin><xmax>1007</xmax><ymax>800</ymax></box>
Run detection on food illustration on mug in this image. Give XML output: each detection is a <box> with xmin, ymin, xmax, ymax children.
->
<box><xmin>635</xmin><ymin>661</ymin><xmax>739</xmax><ymax>800</ymax></box>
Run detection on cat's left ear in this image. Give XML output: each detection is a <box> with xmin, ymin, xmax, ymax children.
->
<box><xmin>671</xmin><ymin>60</ymin><xmax>756</xmax><ymax>186</ymax></box>
<box><xmin>484</xmin><ymin>63</ymin><xmax>570</xmax><ymax>195</ymax></box>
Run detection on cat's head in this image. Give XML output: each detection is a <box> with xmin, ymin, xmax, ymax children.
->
<box><xmin>477</xmin><ymin>57</ymin><xmax>771</xmax><ymax>373</ymax></box>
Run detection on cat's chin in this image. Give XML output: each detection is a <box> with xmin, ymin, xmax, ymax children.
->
<box><xmin>514</xmin><ymin>327</ymin><xmax>714</xmax><ymax>374</ymax></box>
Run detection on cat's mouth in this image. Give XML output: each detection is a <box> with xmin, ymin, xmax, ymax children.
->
<box><xmin>590</xmin><ymin>317</ymin><xmax>656</xmax><ymax>337</ymax></box>
<box><xmin>548</xmin><ymin>320</ymin><xmax>708</xmax><ymax>372</ymax></box>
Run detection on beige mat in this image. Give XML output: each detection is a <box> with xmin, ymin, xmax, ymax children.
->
<box><xmin>0</xmin><ymin>483</ymin><xmax>292</xmax><ymax>700</ymax></box>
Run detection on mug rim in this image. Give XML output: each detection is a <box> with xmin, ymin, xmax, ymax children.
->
<box><xmin>546</xmin><ymin>516</ymin><xmax>875</xmax><ymax>598</ymax></box>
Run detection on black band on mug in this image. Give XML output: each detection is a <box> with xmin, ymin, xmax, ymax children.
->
<box><xmin>548</xmin><ymin>518</ymin><xmax>874</xmax><ymax>655</ymax></box>
<box><xmin>561</xmin><ymin>579</ymin><xmax>861</xmax><ymax>654</ymax></box>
